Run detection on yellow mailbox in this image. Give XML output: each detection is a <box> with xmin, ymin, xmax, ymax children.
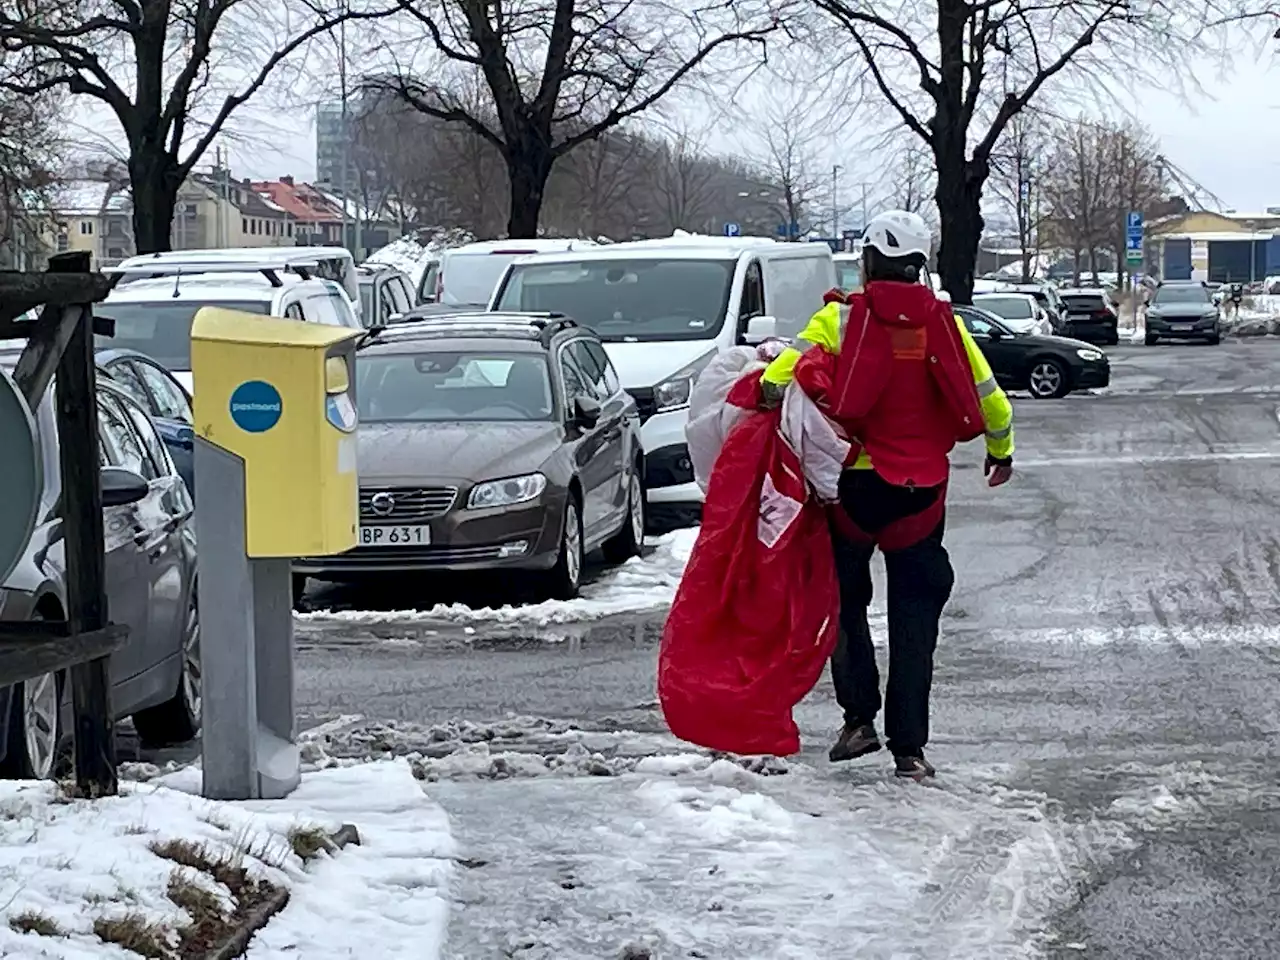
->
<box><xmin>190</xmin><ymin>307</ymin><xmax>359</xmax><ymax>558</ymax></box>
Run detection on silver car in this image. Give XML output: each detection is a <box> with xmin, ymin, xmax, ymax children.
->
<box><xmin>0</xmin><ymin>371</ymin><xmax>199</xmax><ymax>779</ymax></box>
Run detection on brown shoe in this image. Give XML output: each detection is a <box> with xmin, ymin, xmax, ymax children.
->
<box><xmin>828</xmin><ymin>723</ymin><xmax>882</xmax><ymax>763</ymax></box>
<box><xmin>893</xmin><ymin>753</ymin><xmax>936</xmax><ymax>781</ymax></box>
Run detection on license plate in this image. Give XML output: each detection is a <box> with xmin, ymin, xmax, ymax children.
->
<box><xmin>1172</xmin><ymin>323</ymin><xmax>1194</xmax><ymax>332</ymax></box>
<box><xmin>360</xmin><ymin>525</ymin><xmax>430</xmax><ymax>546</ymax></box>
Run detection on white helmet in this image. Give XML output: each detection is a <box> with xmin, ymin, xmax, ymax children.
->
<box><xmin>862</xmin><ymin>210</ymin><xmax>931</xmax><ymax>259</ymax></box>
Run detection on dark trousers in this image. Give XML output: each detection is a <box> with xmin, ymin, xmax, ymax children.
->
<box><xmin>830</xmin><ymin>470</ymin><xmax>955</xmax><ymax>757</ymax></box>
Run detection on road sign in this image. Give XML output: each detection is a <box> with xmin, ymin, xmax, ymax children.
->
<box><xmin>1127</xmin><ymin>211</ymin><xmax>1143</xmax><ymax>230</ymax></box>
<box><xmin>1126</xmin><ymin>249</ymin><xmax>1143</xmax><ymax>265</ymax></box>
<box><xmin>776</xmin><ymin>221</ymin><xmax>800</xmax><ymax>238</ymax></box>
<box><xmin>1126</xmin><ymin>234</ymin><xmax>1143</xmax><ymax>251</ymax></box>
<box><xmin>724</xmin><ymin>222</ymin><xmax>740</xmax><ymax>237</ymax></box>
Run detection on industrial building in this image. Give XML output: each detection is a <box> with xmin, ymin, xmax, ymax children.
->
<box><xmin>1146</xmin><ymin>210</ymin><xmax>1280</xmax><ymax>283</ymax></box>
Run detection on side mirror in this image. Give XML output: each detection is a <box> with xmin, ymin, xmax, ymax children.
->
<box><xmin>742</xmin><ymin>315</ymin><xmax>778</xmax><ymax>345</ymax></box>
<box><xmin>170</xmin><ymin>425</ymin><xmax>194</xmax><ymax>451</ymax></box>
<box><xmin>572</xmin><ymin>395</ymin><xmax>602</xmax><ymax>428</ymax></box>
<box><xmin>986</xmin><ymin>326</ymin><xmax>1006</xmax><ymax>340</ymax></box>
<box><xmin>101</xmin><ymin>466</ymin><xmax>149</xmax><ymax>507</ymax></box>
<box><xmin>386</xmin><ymin>312</ymin><xmax>404</xmax><ymax>324</ymax></box>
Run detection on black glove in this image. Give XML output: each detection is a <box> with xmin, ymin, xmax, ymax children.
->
<box><xmin>984</xmin><ymin>454</ymin><xmax>1013</xmax><ymax>487</ymax></box>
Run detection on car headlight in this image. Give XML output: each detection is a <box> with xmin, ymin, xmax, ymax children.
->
<box><xmin>653</xmin><ymin>350</ymin><xmax>717</xmax><ymax>413</ymax></box>
<box><xmin>1203</xmin><ymin>311</ymin><xmax>1219</xmax><ymax>320</ymax></box>
<box><xmin>467</xmin><ymin>473</ymin><xmax>547</xmax><ymax>509</ymax></box>
<box><xmin>1076</xmin><ymin>348</ymin><xmax>1103</xmax><ymax>361</ymax></box>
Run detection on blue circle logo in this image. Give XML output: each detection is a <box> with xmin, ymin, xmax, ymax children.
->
<box><xmin>228</xmin><ymin>380</ymin><xmax>282</xmax><ymax>433</ymax></box>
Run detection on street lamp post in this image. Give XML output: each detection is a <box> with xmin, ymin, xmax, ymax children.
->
<box><xmin>832</xmin><ymin>164</ymin><xmax>841</xmax><ymax>242</ymax></box>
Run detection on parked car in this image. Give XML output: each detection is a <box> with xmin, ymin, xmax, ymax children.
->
<box><xmin>293</xmin><ymin>313</ymin><xmax>645</xmax><ymax>600</ymax></box>
<box><xmin>953</xmin><ymin>304</ymin><xmax>1110</xmax><ymax>399</ymax></box>
<box><xmin>1058</xmin><ymin>288</ymin><xmax>1120</xmax><ymax>345</ymax></box>
<box><xmin>971</xmin><ymin>292</ymin><xmax>1055</xmax><ymax>336</ymax></box>
<box><xmin>437</xmin><ymin>239</ymin><xmax>596</xmax><ymax>309</ymax></box>
<box><xmin>1010</xmin><ymin>282</ymin><xmax>1069</xmax><ymax>335</ymax></box>
<box><xmin>487</xmin><ymin>235</ymin><xmax>837</xmax><ymax>528</ymax></box>
<box><xmin>833</xmin><ymin>252</ymin><xmax>862</xmax><ymax>291</ymax></box>
<box><xmin>0</xmin><ymin>370</ymin><xmax>200</xmax><ymax>779</ymax></box>
<box><xmin>95</xmin><ymin>267</ymin><xmax>361</xmax><ymax>391</ymax></box>
<box><xmin>94</xmin><ymin>349</ymin><xmax>196</xmax><ymax>495</ymax></box>
<box><xmin>1144</xmin><ymin>280</ymin><xmax>1221</xmax><ymax>345</ymax></box>
<box><xmin>387</xmin><ymin>303</ymin><xmax>488</xmax><ymax>324</ymax></box>
<box><xmin>356</xmin><ymin>264</ymin><xmax>416</xmax><ymax>328</ymax></box>
<box><xmin>116</xmin><ymin>247</ymin><xmax>363</xmax><ymax>324</ymax></box>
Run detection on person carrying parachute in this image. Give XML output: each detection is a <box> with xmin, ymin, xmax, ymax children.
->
<box><xmin>760</xmin><ymin>209</ymin><xmax>1015</xmax><ymax>780</ymax></box>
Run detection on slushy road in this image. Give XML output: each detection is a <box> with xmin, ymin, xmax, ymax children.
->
<box><xmin>294</xmin><ymin>338</ymin><xmax>1280</xmax><ymax>958</ymax></box>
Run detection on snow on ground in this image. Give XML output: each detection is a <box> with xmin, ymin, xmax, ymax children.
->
<box><xmin>0</xmin><ymin>760</ymin><xmax>453</xmax><ymax>960</ymax></box>
<box><xmin>298</xmin><ymin>528</ymin><xmax>699</xmax><ymax>629</ymax></box>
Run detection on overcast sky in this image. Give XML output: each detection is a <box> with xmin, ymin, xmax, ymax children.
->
<box><xmin>221</xmin><ymin>43</ymin><xmax>1279</xmax><ymax>218</ymax></box>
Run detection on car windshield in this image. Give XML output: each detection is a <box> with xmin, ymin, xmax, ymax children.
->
<box><xmin>1153</xmin><ymin>286</ymin><xmax>1210</xmax><ymax>305</ymax></box>
<box><xmin>835</xmin><ymin>261</ymin><xmax>862</xmax><ymax>290</ymax></box>
<box><xmin>358</xmin><ymin>351</ymin><xmax>555</xmax><ymax>423</ymax></box>
<box><xmin>975</xmin><ymin>296</ymin><xmax>1033</xmax><ymax>319</ymax></box>
<box><xmin>493</xmin><ymin>258</ymin><xmax>735</xmax><ymax>342</ymax></box>
<box><xmin>94</xmin><ymin>300</ymin><xmax>271</xmax><ymax>370</ymax></box>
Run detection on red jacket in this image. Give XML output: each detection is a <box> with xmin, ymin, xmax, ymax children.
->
<box><xmin>827</xmin><ymin>281</ymin><xmax>984</xmax><ymax>488</ymax></box>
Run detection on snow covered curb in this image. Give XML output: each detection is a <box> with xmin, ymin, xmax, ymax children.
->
<box><xmin>0</xmin><ymin>759</ymin><xmax>453</xmax><ymax>959</ymax></box>
<box><xmin>296</xmin><ymin>528</ymin><xmax>699</xmax><ymax>631</ymax></box>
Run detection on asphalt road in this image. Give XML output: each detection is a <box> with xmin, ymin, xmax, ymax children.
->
<box><xmin>291</xmin><ymin>338</ymin><xmax>1280</xmax><ymax>958</ymax></box>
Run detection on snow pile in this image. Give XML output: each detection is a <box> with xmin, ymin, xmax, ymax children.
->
<box><xmin>1223</xmin><ymin>294</ymin><xmax>1280</xmax><ymax>337</ymax></box>
<box><xmin>0</xmin><ymin>761</ymin><xmax>453</xmax><ymax>960</ymax></box>
<box><xmin>298</xmin><ymin>527</ymin><xmax>699</xmax><ymax>629</ymax></box>
<box><xmin>365</xmin><ymin>228</ymin><xmax>476</xmax><ymax>282</ymax></box>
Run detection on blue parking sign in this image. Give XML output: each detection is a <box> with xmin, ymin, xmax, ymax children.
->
<box><xmin>724</xmin><ymin>222</ymin><xmax>741</xmax><ymax>237</ymax></box>
<box><xmin>1127</xmin><ymin>211</ymin><xmax>1143</xmax><ymax>229</ymax></box>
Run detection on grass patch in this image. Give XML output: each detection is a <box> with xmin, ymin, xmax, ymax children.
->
<box><xmin>93</xmin><ymin>912</ymin><xmax>171</xmax><ymax>959</ymax></box>
<box><xmin>286</xmin><ymin>825</ymin><xmax>332</xmax><ymax>862</ymax></box>
<box><xmin>9</xmin><ymin>909</ymin><xmax>64</xmax><ymax>938</ymax></box>
<box><xmin>167</xmin><ymin>871</ymin><xmax>224</xmax><ymax>926</ymax></box>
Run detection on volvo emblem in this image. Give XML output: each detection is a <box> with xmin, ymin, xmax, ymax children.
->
<box><xmin>369</xmin><ymin>492</ymin><xmax>396</xmax><ymax>517</ymax></box>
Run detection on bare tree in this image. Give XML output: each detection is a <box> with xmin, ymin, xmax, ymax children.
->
<box><xmin>0</xmin><ymin>0</ymin><xmax>394</xmax><ymax>252</ymax></box>
<box><xmin>1040</xmin><ymin>119</ymin><xmax>1112</xmax><ymax>282</ymax></box>
<box><xmin>885</xmin><ymin>141</ymin><xmax>935</xmax><ymax>220</ymax></box>
<box><xmin>748</xmin><ymin>85</ymin><xmax>830</xmax><ymax>237</ymax></box>
<box><xmin>370</xmin><ymin>0</ymin><xmax>778</xmax><ymax>238</ymax></box>
<box><xmin>988</xmin><ymin>112</ymin><xmax>1048</xmax><ymax>282</ymax></box>
<box><xmin>549</xmin><ymin>130</ymin><xmax>644</xmax><ymax>239</ymax></box>
<box><xmin>809</xmin><ymin>0</ymin><xmax>1277</xmax><ymax>303</ymax></box>
<box><xmin>1100</xmin><ymin>121</ymin><xmax>1165</xmax><ymax>287</ymax></box>
<box><xmin>650</xmin><ymin>126</ymin><xmax>718</xmax><ymax>234</ymax></box>
<box><xmin>0</xmin><ymin>82</ymin><xmax>62</xmax><ymax>266</ymax></box>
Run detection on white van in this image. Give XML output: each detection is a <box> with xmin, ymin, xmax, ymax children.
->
<box><xmin>437</xmin><ymin>239</ymin><xmax>595</xmax><ymax>308</ymax></box>
<box><xmin>487</xmin><ymin>235</ymin><xmax>836</xmax><ymax>525</ymax></box>
<box><xmin>116</xmin><ymin>247</ymin><xmax>361</xmax><ymax>322</ymax></box>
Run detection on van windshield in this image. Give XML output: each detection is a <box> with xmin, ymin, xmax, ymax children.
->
<box><xmin>493</xmin><ymin>258</ymin><xmax>735</xmax><ymax>342</ymax></box>
<box><xmin>95</xmin><ymin>300</ymin><xmax>271</xmax><ymax>370</ymax></box>
<box><xmin>442</xmin><ymin>254</ymin><xmax>522</xmax><ymax>306</ymax></box>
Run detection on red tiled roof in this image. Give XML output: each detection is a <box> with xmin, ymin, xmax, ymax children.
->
<box><xmin>252</xmin><ymin>180</ymin><xmax>343</xmax><ymax>225</ymax></box>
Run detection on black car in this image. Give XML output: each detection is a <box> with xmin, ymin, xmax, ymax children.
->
<box><xmin>1058</xmin><ymin>288</ymin><xmax>1120</xmax><ymax>345</ymax></box>
<box><xmin>1143</xmin><ymin>280</ymin><xmax>1221</xmax><ymax>345</ymax></box>
<box><xmin>954</xmin><ymin>304</ymin><xmax>1110</xmax><ymax>399</ymax></box>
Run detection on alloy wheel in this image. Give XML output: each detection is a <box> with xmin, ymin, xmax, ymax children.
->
<box><xmin>23</xmin><ymin>673</ymin><xmax>58</xmax><ymax>780</ymax></box>
<box><xmin>565</xmin><ymin>502</ymin><xmax>582</xmax><ymax>587</ymax></box>
<box><xmin>1029</xmin><ymin>362</ymin><xmax>1063</xmax><ymax>398</ymax></box>
<box><xmin>182</xmin><ymin>596</ymin><xmax>202</xmax><ymax>722</ymax></box>
<box><xmin>629</xmin><ymin>474</ymin><xmax>645</xmax><ymax>547</ymax></box>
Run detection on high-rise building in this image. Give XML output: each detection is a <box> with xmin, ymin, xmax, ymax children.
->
<box><xmin>314</xmin><ymin>99</ymin><xmax>351</xmax><ymax>190</ymax></box>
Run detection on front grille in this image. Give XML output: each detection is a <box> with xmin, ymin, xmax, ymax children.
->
<box><xmin>626</xmin><ymin>387</ymin><xmax>657</xmax><ymax>423</ymax></box>
<box><xmin>335</xmin><ymin>544</ymin><xmax>510</xmax><ymax>565</ymax></box>
<box><xmin>359</xmin><ymin>486</ymin><xmax>457</xmax><ymax>522</ymax></box>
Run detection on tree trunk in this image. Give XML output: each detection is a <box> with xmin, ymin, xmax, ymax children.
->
<box><xmin>934</xmin><ymin>154</ymin><xmax>985</xmax><ymax>305</ymax></box>
<box><xmin>505</xmin><ymin>148</ymin><xmax>554</xmax><ymax>239</ymax></box>
<box><xmin>128</xmin><ymin>147</ymin><xmax>181</xmax><ymax>255</ymax></box>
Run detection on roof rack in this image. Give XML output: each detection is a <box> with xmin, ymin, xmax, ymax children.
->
<box><xmin>357</xmin><ymin>312</ymin><xmax>577</xmax><ymax>349</ymax></box>
<box><xmin>103</xmin><ymin>258</ymin><xmax>323</xmax><ymax>289</ymax></box>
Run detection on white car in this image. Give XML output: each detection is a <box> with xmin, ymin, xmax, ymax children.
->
<box><xmin>438</xmin><ymin>239</ymin><xmax>597</xmax><ymax>308</ymax></box>
<box><xmin>97</xmin><ymin>268</ymin><xmax>361</xmax><ymax>391</ymax></box>
<box><xmin>971</xmin><ymin>292</ymin><xmax>1054</xmax><ymax>336</ymax></box>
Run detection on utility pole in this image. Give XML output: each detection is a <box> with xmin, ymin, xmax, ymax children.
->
<box><xmin>861</xmin><ymin>182</ymin><xmax>869</xmax><ymax>230</ymax></box>
<box><xmin>337</xmin><ymin>6</ymin><xmax>350</xmax><ymax>252</ymax></box>
<box><xmin>831</xmin><ymin>164</ymin><xmax>841</xmax><ymax>245</ymax></box>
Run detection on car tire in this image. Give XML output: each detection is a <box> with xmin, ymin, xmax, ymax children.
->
<box><xmin>1145</xmin><ymin>333</ymin><xmax>1158</xmax><ymax>346</ymax></box>
<box><xmin>543</xmin><ymin>495</ymin><xmax>584</xmax><ymax>601</ymax></box>
<box><xmin>131</xmin><ymin>586</ymin><xmax>200</xmax><ymax>748</ymax></box>
<box><xmin>1027</xmin><ymin>357</ymin><xmax>1070</xmax><ymax>399</ymax></box>
<box><xmin>0</xmin><ymin>669</ymin><xmax>66</xmax><ymax>780</ymax></box>
<box><xmin>1206</xmin><ymin>333</ymin><xmax>1221</xmax><ymax>345</ymax></box>
<box><xmin>602</xmin><ymin>465</ymin><xmax>645</xmax><ymax>564</ymax></box>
